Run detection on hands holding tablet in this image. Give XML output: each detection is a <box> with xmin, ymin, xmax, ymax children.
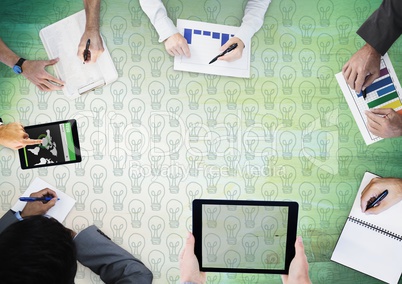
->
<box><xmin>0</xmin><ymin>122</ymin><xmax>42</xmax><ymax>150</ymax></box>
<box><xmin>180</xmin><ymin>233</ymin><xmax>311</xmax><ymax>284</ymax></box>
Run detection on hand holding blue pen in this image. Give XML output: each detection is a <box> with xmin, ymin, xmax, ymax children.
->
<box><xmin>366</xmin><ymin>189</ymin><xmax>388</xmax><ymax>210</ymax></box>
<box><xmin>19</xmin><ymin>197</ymin><xmax>60</xmax><ymax>202</ymax></box>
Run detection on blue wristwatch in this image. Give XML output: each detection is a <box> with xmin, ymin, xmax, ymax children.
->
<box><xmin>12</xmin><ymin>58</ymin><xmax>26</xmax><ymax>74</ymax></box>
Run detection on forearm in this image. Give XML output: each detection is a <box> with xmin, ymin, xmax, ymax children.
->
<box><xmin>357</xmin><ymin>0</ymin><xmax>402</xmax><ymax>55</ymax></box>
<box><xmin>139</xmin><ymin>0</ymin><xmax>178</xmax><ymax>42</ymax></box>
<box><xmin>0</xmin><ymin>38</ymin><xmax>20</xmax><ymax>68</ymax></box>
<box><xmin>235</xmin><ymin>0</ymin><xmax>271</xmax><ymax>44</ymax></box>
<box><xmin>82</xmin><ymin>0</ymin><xmax>101</xmax><ymax>32</ymax></box>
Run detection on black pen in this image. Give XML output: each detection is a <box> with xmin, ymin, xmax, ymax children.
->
<box><xmin>83</xmin><ymin>39</ymin><xmax>91</xmax><ymax>63</ymax></box>
<box><xmin>362</xmin><ymin>88</ymin><xmax>367</xmax><ymax>100</ymax></box>
<box><xmin>366</xmin><ymin>189</ymin><xmax>388</xmax><ymax>210</ymax></box>
<box><xmin>209</xmin><ymin>43</ymin><xmax>238</xmax><ymax>64</ymax></box>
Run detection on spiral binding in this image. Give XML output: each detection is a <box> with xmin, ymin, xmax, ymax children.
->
<box><xmin>348</xmin><ymin>216</ymin><xmax>402</xmax><ymax>241</ymax></box>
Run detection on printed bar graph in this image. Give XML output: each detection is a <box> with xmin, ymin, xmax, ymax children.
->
<box><xmin>367</xmin><ymin>91</ymin><xmax>399</xmax><ymax>108</ymax></box>
<box><xmin>183</xmin><ymin>28</ymin><xmax>234</xmax><ymax>46</ymax></box>
<box><xmin>335</xmin><ymin>53</ymin><xmax>402</xmax><ymax>145</ymax></box>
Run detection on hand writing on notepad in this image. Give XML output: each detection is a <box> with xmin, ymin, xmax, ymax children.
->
<box><xmin>20</xmin><ymin>188</ymin><xmax>58</xmax><ymax>218</ymax></box>
<box><xmin>365</xmin><ymin>108</ymin><xmax>402</xmax><ymax>138</ymax></box>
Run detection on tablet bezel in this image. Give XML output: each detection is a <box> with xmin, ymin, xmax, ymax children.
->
<box><xmin>192</xmin><ymin>199</ymin><xmax>298</xmax><ymax>274</ymax></box>
<box><xmin>18</xmin><ymin>119</ymin><xmax>81</xmax><ymax>169</ymax></box>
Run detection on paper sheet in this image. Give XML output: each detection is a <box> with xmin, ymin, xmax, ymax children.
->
<box><xmin>39</xmin><ymin>10</ymin><xmax>118</xmax><ymax>99</ymax></box>
<box><xmin>174</xmin><ymin>19</ymin><xmax>251</xmax><ymax>78</ymax></box>
<box><xmin>331</xmin><ymin>172</ymin><xmax>402</xmax><ymax>283</ymax></box>
<box><xmin>335</xmin><ymin>53</ymin><xmax>402</xmax><ymax>145</ymax></box>
<box><xmin>12</xmin><ymin>177</ymin><xmax>76</xmax><ymax>223</ymax></box>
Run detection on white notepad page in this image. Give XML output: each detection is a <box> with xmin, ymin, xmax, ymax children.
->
<box><xmin>40</xmin><ymin>10</ymin><xmax>117</xmax><ymax>99</ymax></box>
<box><xmin>12</xmin><ymin>177</ymin><xmax>76</xmax><ymax>223</ymax></box>
<box><xmin>331</xmin><ymin>172</ymin><xmax>402</xmax><ymax>284</ymax></box>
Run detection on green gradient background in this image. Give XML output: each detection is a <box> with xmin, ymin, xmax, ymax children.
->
<box><xmin>1</xmin><ymin>0</ymin><xmax>402</xmax><ymax>283</ymax></box>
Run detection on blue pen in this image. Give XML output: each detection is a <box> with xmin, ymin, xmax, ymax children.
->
<box><xmin>19</xmin><ymin>197</ymin><xmax>60</xmax><ymax>202</ymax></box>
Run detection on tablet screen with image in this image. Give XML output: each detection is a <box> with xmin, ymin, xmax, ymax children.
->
<box><xmin>192</xmin><ymin>199</ymin><xmax>298</xmax><ymax>274</ymax></box>
<box><xmin>18</xmin><ymin>119</ymin><xmax>81</xmax><ymax>169</ymax></box>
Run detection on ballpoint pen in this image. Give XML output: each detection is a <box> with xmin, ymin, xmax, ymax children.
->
<box><xmin>83</xmin><ymin>39</ymin><xmax>91</xmax><ymax>63</ymax></box>
<box><xmin>366</xmin><ymin>189</ymin><xmax>388</xmax><ymax>210</ymax></box>
<box><xmin>209</xmin><ymin>43</ymin><xmax>238</xmax><ymax>64</ymax></box>
<box><xmin>19</xmin><ymin>197</ymin><xmax>60</xmax><ymax>202</ymax></box>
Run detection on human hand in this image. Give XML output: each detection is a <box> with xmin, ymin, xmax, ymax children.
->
<box><xmin>281</xmin><ymin>237</ymin><xmax>311</xmax><ymax>284</ymax></box>
<box><xmin>20</xmin><ymin>188</ymin><xmax>58</xmax><ymax>218</ymax></box>
<box><xmin>342</xmin><ymin>43</ymin><xmax>381</xmax><ymax>94</ymax></box>
<box><xmin>22</xmin><ymin>59</ymin><xmax>64</xmax><ymax>91</ymax></box>
<box><xmin>0</xmin><ymin>122</ymin><xmax>42</xmax><ymax>150</ymax></box>
<box><xmin>365</xmin><ymin>108</ymin><xmax>402</xmax><ymax>138</ymax></box>
<box><xmin>180</xmin><ymin>232</ymin><xmax>206</xmax><ymax>284</ymax></box>
<box><xmin>78</xmin><ymin>29</ymin><xmax>104</xmax><ymax>63</ymax></box>
<box><xmin>164</xmin><ymin>33</ymin><xmax>190</xmax><ymax>57</ymax></box>
<box><xmin>218</xmin><ymin>37</ymin><xmax>245</xmax><ymax>62</ymax></box>
<box><xmin>360</xmin><ymin>177</ymin><xmax>402</xmax><ymax>214</ymax></box>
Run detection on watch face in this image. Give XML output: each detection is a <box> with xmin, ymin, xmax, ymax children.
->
<box><xmin>13</xmin><ymin>65</ymin><xmax>22</xmax><ymax>74</ymax></box>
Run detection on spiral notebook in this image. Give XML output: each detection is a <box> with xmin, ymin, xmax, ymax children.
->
<box><xmin>331</xmin><ymin>172</ymin><xmax>402</xmax><ymax>284</ymax></box>
<box><xmin>39</xmin><ymin>10</ymin><xmax>118</xmax><ymax>99</ymax></box>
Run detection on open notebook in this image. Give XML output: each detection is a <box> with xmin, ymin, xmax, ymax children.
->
<box><xmin>331</xmin><ymin>172</ymin><xmax>402</xmax><ymax>283</ymax></box>
<box><xmin>40</xmin><ymin>10</ymin><xmax>118</xmax><ymax>99</ymax></box>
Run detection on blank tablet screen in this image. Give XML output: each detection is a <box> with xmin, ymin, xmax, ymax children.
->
<box><xmin>193</xmin><ymin>199</ymin><xmax>298</xmax><ymax>274</ymax></box>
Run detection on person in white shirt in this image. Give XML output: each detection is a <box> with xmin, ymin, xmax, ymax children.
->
<box><xmin>139</xmin><ymin>0</ymin><xmax>271</xmax><ymax>61</ymax></box>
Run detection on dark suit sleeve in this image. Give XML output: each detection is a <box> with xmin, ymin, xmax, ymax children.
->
<box><xmin>74</xmin><ymin>225</ymin><xmax>153</xmax><ymax>284</ymax></box>
<box><xmin>357</xmin><ymin>0</ymin><xmax>402</xmax><ymax>55</ymax></box>
<box><xmin>0</xmin><ymin>210</ymin><xmax>18</xmax><ymax>234</ymax></box>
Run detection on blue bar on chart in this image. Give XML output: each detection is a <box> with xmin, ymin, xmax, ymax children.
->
<box><xmin>183</xmin><ymin>28</ymin><xmax>234</xmax><ymax>46</ymax></box>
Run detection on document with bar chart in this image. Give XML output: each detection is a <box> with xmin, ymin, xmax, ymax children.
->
<box><xmin>336</xmin><ymin>53</ymin><xmax>402</xmax><ymax>145</ymax></box>
<box><xmin>174</xmin><ymin>19</ymin><xmax>251</xmax><ymax>78</ymax></box>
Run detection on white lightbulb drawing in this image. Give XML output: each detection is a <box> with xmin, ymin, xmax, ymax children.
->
<box><xmin>204</xmin><ymin>98</ymin><xmax>221</xmax><ymax>127</ymax></box>
<box><xmin>110</xmin><ymin>16</ymin><xmax>127</xmax><ymax>45</ymax></box>
<box><xmin>204</xmin><ymin>233</ymin><xmax>221</xmax><ymax>262</ymax></box>
<box><xmin>299</xmin><ymin>80</ymin><xmax>316</xmax><ymax>110</ymax></box>
<box><xmin>128</xmin><ymin>199</ymin><xmax>145</xmax><ymax>228</ymax></box>
<box><xmin>242</xmin><ymin>205</ymin><xmax>259</xmax><ymax>228</ymax></box>
<box><xmin>261</xmin><ymin>147</ymin><xmax>279</xmax><ymax>176</ymax></box>
<box><xmin>110</xmin><ymin>216</ymin><xmax>127</xmax><ymax>245</ymax></box>
<box><xmin>110</xmin><ymin>182</ymin><xmax>128</xmax><ymax>211</ymax></box>
<box><xmin>166</xmin><ymin>66</ymin><xmax>183</xmax><ymax>95</ymax></box>
<box><xmin>224</xmin><ymin>81</ymin><xmax>241</xmax><ymax>110</ymax></box>
<box><xmin>90</xmin><ymin>165</ymin><xmax>107</xmax><ymax>194</ymax></box>
<box><xmin>166</xmin><ymin>199</ymin><xmax>183</xmax><ymax>228</ymax></box>
<box><xmin>148</xmin><ymin>81</ymin><xmax>165</xmax><ymax>110</ymax></box>
<box><xmin>90</xmin><ymin>199</ymin><xmax>107</xmax><ymax>228</ymax></box>
<box><xmin>279</xmin><ymin>98</ymin><xmax>297</xmax><ymax>127</ymax></box>
<box><xmin>298</xmin><ymin>182</ymin><xmax>316</xmax><ymax>211</ymax></box>
<box><xmin>279</xmin><ymin>66</ymin><xmax>296</xmax><ymax>95</ymax></box>
<box><xmin>128</xmin><ymin>33</ymin><xmax>145</xmax><ymax>62</ymax></box>
<box><xmin>128</xmin><ymin>66</ymin><xmax>145</xmax><ymax>95</ymax></box>
<box><xmin>279</xmin><ymin>131</ymin><xmax>297</xmax><ymax>160</ymax></box>
<box><xmin>242</xmin><ymin>233</ymin><xmax>259</xmax><ymax>262</ymax></box>
<box><xmin>317</xmin><ymin>131</ymin><xmax>334</xmax><ymax>162</ymax></box>
<box><xmin>224</xmin><ymin>148</ymin><xmax>240</xmax><ymax>176</ymax></box>
<box><xmin>110</xmin><ymin>147</ymin><xmax>128</xmax><ymax>176</ymax></box>
<box><xmin>148</xmin><ymin>181</ymin><xmax>166</xmax><ymax>211</ymax></box>
<box><xmin>279</xmin><ymin>33</ymin><xmax>296</xmax><ymax>62</ymax></box>
<box><xmin>262</xmin><ymin>80</ymin><xmax>278</xmax><ymax>110</ymax></box>
<box><xmin>111</xmin><ymin>48</ymin><xmax>127</xmax><ymax>77</ymax></box>
<box><xmin>127</xmin><ymin>129</ymin><xmax>146</xmax><ymax>160</ymax></box>
<box><xmin>261</xmin><ymin>113</ymin><xmax>278</xmax><ymax>143</ymax></box>
<box><xmin>204</xmin><ymin>131</ymin><xmax>221</xmax><ymax>160</ymax></box>
<box><xmin>110</xmin><ymin>81</ymin><xmax>127</xmax><ymax>110</ymax></box>
<box><xmin>299</xmin><ymin>147</ymin><xmax>315</xmax><ymax>176</ymax></box>
<box><xmin>148</xmin><ymin>114</ymin><xmax>165</xmax><ymax>143</ymax></box>
<box><xmin>242</xmin><ymin>98</ymin><xmax>259</xmax><ymax>127</ymax></box>
<box><xmin>186</xmin><ymin>81</ymin><xmax>203</xmax><ymax>110</ymax></box>
<box><xmin>167</xmin><ymin>164</ymin><xmax>184</xmax><ymax>193</ymax></box>
<box><xmin>224</xmin><ymin>216</ymin><xmax>241</xmax><ymax>245</ymax></box>
<box><xmin>261</xmin><ymin>216</ymin><xmax>278</xmax><ymax>245</ymax></box>
<box><xmin>299</xmin><ymin>16</ymin><xmax>316</xmax><ymax>45</ymax></box>
<box><xmin>261</xmin><ymin>48</ymin><xmax>278</xmax><ymax>77</ymax></box>
<box><xmin>166</xmin><ymin>98</ymin><xmax>184</xmax><ymax>127</ymax></box>
<box><xmin>128</xmin><ymin>98</ymin><xmax>145</xmax><ymax>126</ymax></box>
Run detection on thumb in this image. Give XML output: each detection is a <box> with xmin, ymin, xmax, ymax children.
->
<box><xmin>295</xmin><ymin>236</ymin><xmax>305</xmax><ymax>255</ymax></box>
<box><xmin>369</xmin><ymin>108</ymin><xmax>393</xmax><ymax>116</ymax></box>
<box><xmin>45</xmin><ymin>58</ymin><xmax>59</xmax><ymax>66</ymax></box>
<box><xmin>361</xmin><ymin>74</ymin><xmax>377</xmax><ymax>91</ymax></box>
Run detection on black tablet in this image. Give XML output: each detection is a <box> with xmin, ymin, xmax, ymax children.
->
<box><xmin>18</xmin><ymin>119</ymin><xmax>81</xmax><ymax>169</ymax></box>
<box><xmin>192</xmin><ymin>199</ymin><xmax>298</xmax><ymax>274</ymax></box>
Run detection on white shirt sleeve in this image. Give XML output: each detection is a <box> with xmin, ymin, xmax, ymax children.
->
<box><xmin>235</xmin><ymin>0</ymin><xmax>272</xmax><ymax>45</ymax></box>
<box><xmin>139</xmin><ymin>0</ymin><xmax>179</xmax><ymax>42</ymax></box>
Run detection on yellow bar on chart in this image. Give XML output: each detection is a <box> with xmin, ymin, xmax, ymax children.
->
<box><xmin>379</xmin><ymin>99</ymin><xmax>402</xmax><ymax>110</ymax></box>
